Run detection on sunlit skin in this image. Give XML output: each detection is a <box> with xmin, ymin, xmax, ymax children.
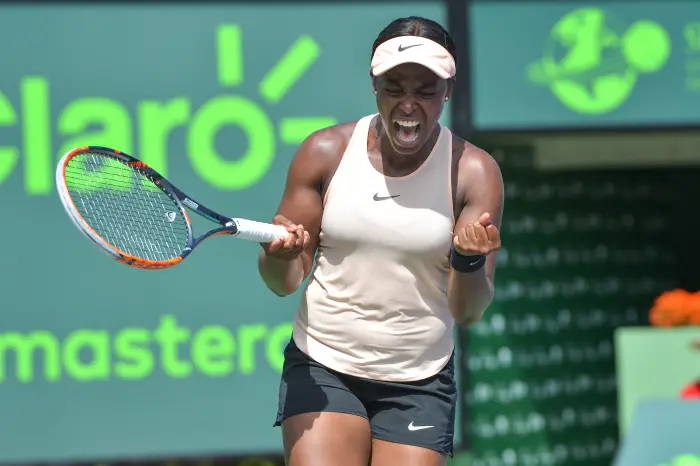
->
<box><xmin>256</xmin><ymin>42</ymin><xmax>505</xmax><ymax>466</ymax></box>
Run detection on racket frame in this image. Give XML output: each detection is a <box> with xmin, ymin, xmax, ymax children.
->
<box><xmin>56</xmin><ymin>145</ymin><xmax>253</xmax><ymax>270</ymax></box>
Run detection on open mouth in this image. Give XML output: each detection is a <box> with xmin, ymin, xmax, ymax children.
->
<box><xmin>393</xmin><ymin>119</ymin><xmax>421</xmax><ymax>145</ymax></box>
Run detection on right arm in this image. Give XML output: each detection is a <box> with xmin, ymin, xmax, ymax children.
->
<box><xmin>257</xmin><ymin>127</ymin><xmax>344</xmax><ymax>296</ymax></box>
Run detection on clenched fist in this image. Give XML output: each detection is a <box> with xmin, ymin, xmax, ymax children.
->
<box><xmin>453</xmin><ymin>212</ymin><xmax>501</xmax><ymax>256</ymax></box>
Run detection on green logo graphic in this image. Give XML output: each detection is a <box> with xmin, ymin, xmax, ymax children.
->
<box><xmin>0</xmin><ymin>314</ymin><xmax>293</xmax><ymax>384</ymax></box>
<box><xmin>527</xmin><ymin>8</ymin><xmax>671</xmax><ymax>114</ymax></box>
<box><xmin>0</xmin><ymin>24</ymin><xmax>336</xmax><ymax>195</ymax></box>
<box><xmin>658</xmin><ymin>454</ymin><xmax>700</xmax><ymax>466</ymax></box>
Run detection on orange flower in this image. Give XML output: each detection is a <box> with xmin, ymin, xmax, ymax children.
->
<box><xmin>650</xmin><ymin>289</ymin><xmax>694</xmax><ymax>327</ymax></box>
<box><xmin>687</xmin><ymin>291</ymin><xmax>700</xmax><ymax>325</ymax></box>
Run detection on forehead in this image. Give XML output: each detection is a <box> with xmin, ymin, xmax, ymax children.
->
<box><xmin>379</xmin><ymin>63</ymin><xmax>442</xmax><ymax>86</ymax></box>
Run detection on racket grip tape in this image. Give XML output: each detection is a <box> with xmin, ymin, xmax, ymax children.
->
<box><xmin>231</xmin><ymin>218</ymin><xmax>290</xmax><ymax>243</ymax></box>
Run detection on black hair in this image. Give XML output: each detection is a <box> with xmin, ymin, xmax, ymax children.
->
<box><xmin>371</xmin><ymin>16</ymin><xmax>457</xmax><ymax>72</ymax></box>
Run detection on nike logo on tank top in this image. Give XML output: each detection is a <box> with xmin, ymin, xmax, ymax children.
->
<box><xmin>293</xmin><ymin>114</ymin><xmax>455</xmax><ymax>382</ymax></box>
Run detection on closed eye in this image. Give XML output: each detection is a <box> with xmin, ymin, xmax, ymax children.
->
<box><xmin>384</xmin><ymin>88</ymin><xmax>403</xmax><ymax>96</ymax></box>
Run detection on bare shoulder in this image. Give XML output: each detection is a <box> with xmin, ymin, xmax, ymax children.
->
<box><xmin>288</xmin><ymin>120</ymin><xmax>360</xmax><ymax>185</ymax></box>
<box><xmin>450</xmin><ymin>133</ymin><xmax>502</xmax><ymax>181</ymax></box>
<box><xmin>293</xmin><ymin>120</ymin><xmax>358</xmax><ymax>165</ymax></box>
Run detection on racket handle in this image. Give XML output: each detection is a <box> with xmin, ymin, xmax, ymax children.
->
<box><xmin>230</xmin><ymin>218</ymin><xmax>290</xmax><ymax>243</ymax></box>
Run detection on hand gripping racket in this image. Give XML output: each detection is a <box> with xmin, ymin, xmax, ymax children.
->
<box><xmin>56</xmin><ymin>146</ymin><xmax>289</xmax><ymax>270</ymax></box>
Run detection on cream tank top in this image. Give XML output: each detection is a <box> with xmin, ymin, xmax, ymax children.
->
<box><xmin>292</xmin><ymin>114</ymin><xmax>456</xmax><ymax>382</ymax></box>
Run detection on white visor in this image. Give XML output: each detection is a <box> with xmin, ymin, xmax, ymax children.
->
<box><xmin>370</xmin><ymin>36</ymin><xmax>456</xmax><ymax>79</ymax></box>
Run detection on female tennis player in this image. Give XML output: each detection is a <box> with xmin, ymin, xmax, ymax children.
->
<box><xmin>257</xmin><ymin>16</ymin><xmax>504</xmax><ymax>466</ymax></box>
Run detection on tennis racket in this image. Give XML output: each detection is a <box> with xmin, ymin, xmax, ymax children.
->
<box><xmin>56</xmin><ymin>145</ymin><xmax>289</xmax><ymax>270</ymax></box>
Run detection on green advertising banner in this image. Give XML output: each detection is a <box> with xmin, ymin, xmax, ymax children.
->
<box><xmin>0</xmin><ymin>3</ymin><xmax>450</xmax><ymax>464</ymax></box>
<box><xmin>469</xmin><ymin>1</ymin><xmax>700</xmax><ymax>130</ymax></box>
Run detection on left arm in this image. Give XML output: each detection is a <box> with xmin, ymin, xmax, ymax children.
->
<box><xmin>447</xmin><ymin>145</ymin><xmax>504</xmax><ymax>326</ymax></box>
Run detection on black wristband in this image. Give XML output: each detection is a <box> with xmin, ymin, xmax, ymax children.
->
<box><xmin>450</xmin><ymin>244</ymin><xmax>486</xmax><ymax>273</ymax></box>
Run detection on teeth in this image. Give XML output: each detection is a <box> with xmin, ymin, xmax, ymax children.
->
<box><xmin>395</xmin><ymin>120</ymin><xmax>420</xmax><ymax>127</ymax></box>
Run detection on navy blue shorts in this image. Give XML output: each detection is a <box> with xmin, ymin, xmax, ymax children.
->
<box><xmin>274</xmin><ymin>338</ymin><xmax>457</xmax><ymax>456</ymax></box>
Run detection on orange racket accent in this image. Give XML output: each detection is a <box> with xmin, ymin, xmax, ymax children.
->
<box><xmin>127</xmin><ymin>160</ymin><xmax>150</xmax><ymax>169</ymax></box>
<box><xmin>116</xmin><ymin>254</ymin><xmax>183</xmax><ymax>270</ymax></box>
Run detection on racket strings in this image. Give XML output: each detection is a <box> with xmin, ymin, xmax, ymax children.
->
<box><xmin>68</xmin><ymin>175</ymin><xmax>185</xmax><ymax>260</ymax></box>
<box><xmin>65</xmin><ymin>153</ymin><xmax>189</xmax><ymax>262</ymax></box>
<box><xmin>69</xmin><ymin>167</ymin><xmax>186</xmax><ymax>261</ymax></box>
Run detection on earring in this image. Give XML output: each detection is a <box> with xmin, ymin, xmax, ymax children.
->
<box><xmin>445</xmin><ymin>97</ymin><xmax>449</xmax><ymax>101</ymax></box>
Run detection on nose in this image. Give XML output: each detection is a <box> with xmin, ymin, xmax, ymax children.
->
<box><xmin>398</xmin><ymin>96</ymin><xmax>417</xmax><ymax>115</ymax></box>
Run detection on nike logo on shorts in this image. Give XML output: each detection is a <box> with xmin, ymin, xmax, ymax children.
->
<box><xmin>408</xmin><ymin>421</ymin><xmax>434</xmax><ymax>431</ymax></box>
